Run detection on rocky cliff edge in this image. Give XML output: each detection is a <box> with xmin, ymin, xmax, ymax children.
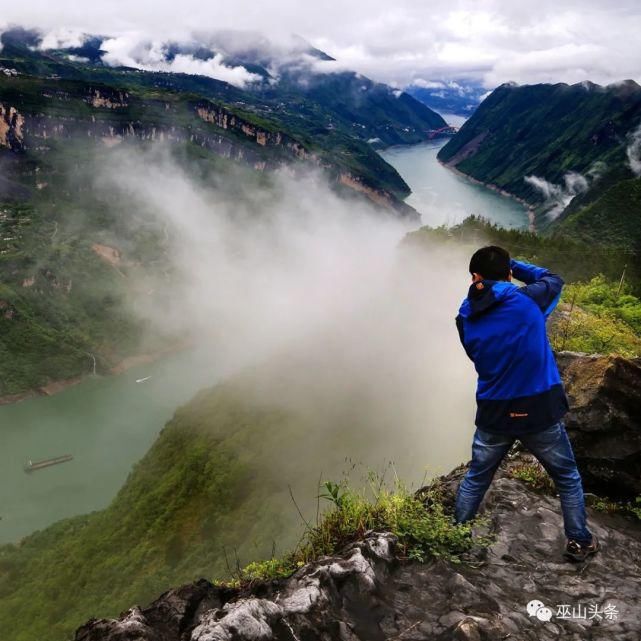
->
<box><xmin>75</xmin><ymin>353</ymin><xmax>641</xmax><ymax>641</ymax></box>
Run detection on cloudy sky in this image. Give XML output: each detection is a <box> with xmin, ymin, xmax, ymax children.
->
<box><xmin>2</xmin><ymin>0</ymin><xmax>640</xmax><ymax>88</ymax></box>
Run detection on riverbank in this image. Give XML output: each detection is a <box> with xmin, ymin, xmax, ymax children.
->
<box><xmin>0</xmin><ymin>340</ymin><xmax>191</xmax><ymax>407</ymax></box>
<box><xmin>438</xmin><ymin>159</ymin><xmax>536</xmax><ymax>232</ymax></box>
<box><xmin>380</xmin><ymin>141</ymin><xmax>529</xmax><ymax>230</ymax></box>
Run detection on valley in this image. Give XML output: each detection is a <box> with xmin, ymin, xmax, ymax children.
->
<box><xmin>0</xmin><ymin>19</ymin><xmax>640</xmax><ymax>641</ymax></box>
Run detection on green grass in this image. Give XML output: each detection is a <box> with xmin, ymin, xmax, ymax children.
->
<box><xmin>583</xmin><ymin>493</ymin><xmax>641</xmax><ymax>522</ymax></box>
<box><xmin>405</xmin><ymin>218</ymin><xmax>641</xmax><ymax>357</ymax></box>
<box><xmin>219</xmin><ymin>478</ymin><xmax>487</xmax><ymax>588</ymax></box>
<box><xmin>507</xmin><ymin>462</ymin><xmax>555</xmax><ymax>494</ymax></box>
<box><xmin>549</xmin><ymin>276</ymin><xmax>641</xmax><ymax>357</ymax></box>
<box><xmin>563</xmin><ymin>275</ymin><xmax>641</xmax><ymax>333</ymax></box>
<box><xmin>508</xmin><ymin>462</ymin><xmax>641</xmax><ymax>522</ymax></box>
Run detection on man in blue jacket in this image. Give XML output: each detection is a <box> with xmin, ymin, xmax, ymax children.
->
<box><xmin>455</xmin><ymin>245</ymin><xmax>599</xmax><ymax>562</ymax></box>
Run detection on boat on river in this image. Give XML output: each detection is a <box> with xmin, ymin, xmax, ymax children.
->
<box><xmin>24</xmin><ymin>454</ymin><xmax>73</xmax><ymax>473</ymax></box>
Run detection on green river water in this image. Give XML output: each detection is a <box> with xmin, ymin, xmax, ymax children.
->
<box><xmin>380</xmin><ymin>138</ymin><xmax>528</xmax><ymax>229</ymax></box>
<box><xmin>0</xmin><ymin>138</ymin><xmax>527</xmax><ymax>545</ymax></box>
<box><xmin>0</xmin><ymin>349</ymin><xmax>222</xmax><ymax>543</ymax></box>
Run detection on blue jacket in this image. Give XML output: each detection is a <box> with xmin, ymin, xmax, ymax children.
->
<box><xmin>455</xmin><ymin>259</ymin><xmax>568</xmax><ymax>434</ymax></box>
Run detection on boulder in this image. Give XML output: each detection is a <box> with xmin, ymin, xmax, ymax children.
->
<box><xmin>557</xmin><ymin>352</ymin><xmax>641</xmax><ymax>498</ymax></box>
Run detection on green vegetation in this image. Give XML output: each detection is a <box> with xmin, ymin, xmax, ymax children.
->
<box><xmin>300</xmin><ymin>480</ymin><xmax>483</xmax><ymax>565</ymax></box>
<box><xmin>556</xmin><ymin>177</ymin><xmax>641</xmax><ymax>249</ymax></box>
<box><xmin>0</xmin><ymin>379</ymin><xmax>304</xmax><ymax>640</ymax></box>
<box><xmin>592</xmin><ymin>496</ymin><xmax>641</xmax><ymax>521</ymax></box>
<box><xmin>438</xmin><ymin>81</ymin><xmax>641</xmax><ymax>204</ymax></box>
<box><xmin>0</xmin><ymin>196</ymin><xmax>151</xmax><ymax>394</ymax></box>
<box><xmin>508</xmin><ymin>462</ymin><xmax>641</xmax><ymax>522</ymax></box>
<box><xmin>0</xmin><ymin>367</ymin><xmax>487</xmax><ymax>641</ymax></box>
<box><xmin>404</xmin><ymin>216</ymin><xmax>641</xmax><ymax>294</ymax></box>
<box><xmin>550</xmin><ymin>276</ymin><xmax>641</xmax><ymax>357</ymax></box>
<box><xmin>550</xmin><ymin>304</ymin><xmax>641</xmax><ymax>357</ymax></box>
<box><xmin>0</xmin><ymin>30</ymin><xmax>453</xmax><ymax>395</ymax></box>
<box><xmin>406</xmin><ymin>217</ymin><xmax>641</xmax><ymax>357</ymax></box>
<box><xmin>507</xmin><ymin>461</ymin><xmax>555</xmax><ymax>494</ymax></box>
<box><xmin>221</xmin><ymin>479</ymin><xmax>485</xmax><ymax>588</ymax></box>
<box><xmin>437</xmin><ymin>81</ymin><xmax>641</xmax><ymax>247</ymax></box>
<box><xmin>563</xmin><ymin>276</ymin><xmax>641</xmax><ymax>333</ymax></box>
<box><xmin>0</xmin><ymin>147</ymin><xmax>178</xmax><ymax>397</ymax></box>
<box><xmin>0</xmin><ymin>26</ymin><xmax>450</xmax><ymax>202</ymax></box>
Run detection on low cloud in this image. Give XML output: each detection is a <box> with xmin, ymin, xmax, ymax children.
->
<box><xmin>586</xmin><ymin>160</ymin><xmax>607</xmax><ymax>181</ymax></box>
<box><xmin>37</xmin><ymin>27</ymin><xmax>85</xmax><ymax>50</ymax></box>
<box><xmin>626</xmin><ymin>124</ymin><xmax>641</xmax><ymax>177</ymax></box>
<box><xmin>411</xmin><ymin>79</ymin><xmax>446</xmax><ymax>90</ymax></box>
<box><xmin>2</xmin><ymin>1</ymin><xmax>640</xmax><ymax>89</ymax></box>
<box><xmin>99</xmin><ymin>34</ymin><xmax>263</xmax><ymax>87</ymax></box>
<box><xmin>524</xmin><ymin>170</ymin><xmax>590</xmax><ymax>219</ymax></box>
<box><xmin>88</xmin><ymin>146</ymin><xmax>477</xmax><ymax>479</ymax></box>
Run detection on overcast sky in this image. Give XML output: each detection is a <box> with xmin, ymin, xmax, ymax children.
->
<box><xmin>2</xmin><ymin>0</ymin><xmax>640</xmax><ymax>88</ymax></box>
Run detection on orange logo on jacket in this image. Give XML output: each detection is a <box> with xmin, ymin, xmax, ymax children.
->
<box><xmin>509</xmin><ymin>412</ymin><xmax>529</xmax><ymax>418</ymax></box>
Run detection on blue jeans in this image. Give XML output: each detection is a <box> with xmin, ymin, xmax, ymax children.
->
<box><xmin>455</xmin><ymin>421</ymin><xmax>592</xmax><ymax>544</ymax></box>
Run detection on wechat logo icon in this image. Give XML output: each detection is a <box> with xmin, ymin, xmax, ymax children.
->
<box><xmin>527</xmin><ymin>599</ymin><xmax>553</xmax><ymax>622</ymax></box>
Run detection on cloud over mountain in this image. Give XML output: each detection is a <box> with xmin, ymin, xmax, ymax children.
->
<box><xmin>2</xmin><ymin>0</ymin><xmax>639</xmax><ymax>88</ymax></box>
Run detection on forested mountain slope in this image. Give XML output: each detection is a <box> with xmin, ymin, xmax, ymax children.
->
<box><xmin>437</xmin><ymin>80</ymin><xmax>641</xmax><ymax>244</ymax></box>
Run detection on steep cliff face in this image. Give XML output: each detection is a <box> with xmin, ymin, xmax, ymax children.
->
<box><xmin>0</xmin><ymin>29</ymin><xmax>445</xmax><ymax>210</ymax></box>
<box><xmin>0</xmin><ymin>79</ymin><xmax>415</xmax><ymax>214</ymax></box>
<box><xmin>2</xmin><ymin>94</ymin><xmax>292</xmax><ymax>171</ymax></box>
<box><xmin>74</xmin><ymin>453</ymin><xmax>641</xmax><ymax>641</ymax></box>
<box><xmin>0</xmin><ymin>103</ymin><xmax>25</xmax><ymax>150</ymax></box>
<box><xmin>557</xmin><ymin>353</ymin><xmax>641</xmax><ymax>497</ymax></box>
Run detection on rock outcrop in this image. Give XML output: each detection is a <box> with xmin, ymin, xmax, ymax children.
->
<box><xmin>74</xmin><ymin>454</ymin><xmax>641</xmax><ymax>641</ymax></box>
<box><xmin>74</xmin><ymin>351</ymin><xmax>641</xmax><ymax>641</ymax></box>
<box><xmin>557</xmin><ymin>352</ymin><xmax>641</xmax><ymax>497</ymax></box>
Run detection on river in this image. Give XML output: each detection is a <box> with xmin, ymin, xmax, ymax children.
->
<box><xmin>380</xmin><ymin>138</ymin><xmax>528</xmax><ymax>229</ymax></box>
<box><xmin>0</xmin><ymin>349</ymin><xmax>223</xmax><ymax>544</ymax></box>
<box><xmin>0</xmin><ymin>137</ymin><xmax>527</xmax><ymax>545</ymax></box>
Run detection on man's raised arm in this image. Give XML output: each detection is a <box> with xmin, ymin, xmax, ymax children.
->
<box><xmin>510</xmin><ymin>259</ymin><xmax>564</xmax><ymax>318</ymax></box>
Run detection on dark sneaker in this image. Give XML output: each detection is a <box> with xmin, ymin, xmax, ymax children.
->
<box><xmin>564</xmin><ymin>535</ymin><xmax>600</xmax><ymax>562</ymax></box>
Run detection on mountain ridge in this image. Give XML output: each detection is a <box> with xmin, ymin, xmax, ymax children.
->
<box><xmin>0</xmin><ymin>25</ymin><xmax>453</xmax><ymax>398</ymax></box>
<box><xmin>437</xmin><ymin>80</ymin><xmax>641</xmax><ymax>244</ymax></box>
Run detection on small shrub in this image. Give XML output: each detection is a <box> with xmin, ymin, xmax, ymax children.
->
<box><xmin>550</xmin><ymin>305</ymin><xmax>641</xmax><ymax>357</ymax></box>
<box><xmin>218</xmin><ymin>479</ymin><xmax>489</xmax><ymax>587</ymax></box>
<box><xmin>549</xmin><ymin>276</ymin><xmax>641</xmax><ymax>357</ymax></box>
<box><xmin>590</xmin><ymin>495</ymin><xmax>641</xmax><ymax>522</ymax></box>
<box><xmin>508</xmin><ymin>462</ymin><xmax>555</xmax><ymax>494</ymax></box>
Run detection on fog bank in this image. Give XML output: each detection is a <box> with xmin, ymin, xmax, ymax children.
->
<box><xmin>95</xmin><ymin>147</ymin><xmax>477</xmax><ymax>481</ymax></box>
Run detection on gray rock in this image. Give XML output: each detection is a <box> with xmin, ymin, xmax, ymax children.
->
<box><xmin>556</xmin><ymin>352</ymin><xmax>641</xmax><ymax>497</ymax></box>
<box><xmin>74</xmin><ymin>460</ymin><xmax>641</xmax><ymax>641</ymax></box>
<box><xmin>75</xmin><ymin>352</ymin><xmax>641</xmax><ymax>641</ymax></box>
